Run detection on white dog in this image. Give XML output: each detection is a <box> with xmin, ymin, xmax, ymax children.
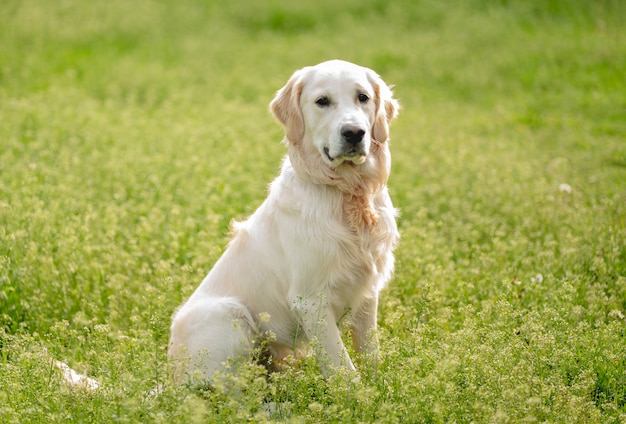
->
<box><xmin>168</xmin><ymin>60</ymin><xmax>400</xmax><ymax>384</ymax></box>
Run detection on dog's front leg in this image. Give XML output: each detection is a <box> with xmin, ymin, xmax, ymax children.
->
<box><xmin>350</xmin><ymin>296</ymin><xmax>380</xmax><ymax>373</ymax></box>
<box><xmin>291</xmin><ymin>296</ymin><xmax>355</xmax><ymax>374</ymax></box>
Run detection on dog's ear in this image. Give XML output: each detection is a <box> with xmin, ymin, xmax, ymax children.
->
<box><xmin>270</xmin><ymin>69</ymin><xmax>305</xmax><ymax>144</ymax></box>
<box><xmin>368</xmin><ymin>71</ymin><xmax>400</xmax><ymax>144</ymax></box>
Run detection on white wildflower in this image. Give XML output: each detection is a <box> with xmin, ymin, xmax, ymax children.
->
<box><xmin>258</xmin><ymin>312</ymin><xmax>271</xmax><ymax>323</ymax></box>
<box><xmin>558</xmin><ymin>183</ymin><xmax>573</xmax><ymax>194</ymax></box>
<box><xmin>308</xmin><ymin>402</ymin><xmax>324</xmax><ymax>413</ymax></box>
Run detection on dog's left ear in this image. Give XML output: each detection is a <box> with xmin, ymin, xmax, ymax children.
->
<box><xmin>270</xmin><ymin>68</ymin><xmax>306</xmax><ymax>144</ymax></box>
<box><xmin>368</xmin><ymin>71</ymin><xmax>400</xmax><ymax>144</ymax></box>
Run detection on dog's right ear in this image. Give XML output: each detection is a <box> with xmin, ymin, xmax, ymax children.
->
<box><xmin>270</xmin><ymin>69</ymin><xmax>305</xmax><ymax>144</ymax></box>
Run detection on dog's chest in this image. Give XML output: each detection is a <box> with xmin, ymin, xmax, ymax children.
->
<box><xmin>325</xmin><ymin>197</ymin><xmax>396</xmax><ymax>293</ymax></box>
<box><xmin>270</xmin><ymin>168</ymin><xmax>397</xmax><ymax>294</ymax></box>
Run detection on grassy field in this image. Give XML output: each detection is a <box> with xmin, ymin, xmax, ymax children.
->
<box><xmin>1</xmin><ymin>0</ymin><xmax>625</xmax><ymax>422</ymax></box>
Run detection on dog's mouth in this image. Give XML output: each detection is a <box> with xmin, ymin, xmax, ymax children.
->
<box><xmin>323</xmin><ymin>147</ymin><xmax>335</xmax><ymax>162</ymax></box>
<box><xmin>323</xmin><ymin>147</ymin><xmax>366</xmax><ymax>166</ymax></box>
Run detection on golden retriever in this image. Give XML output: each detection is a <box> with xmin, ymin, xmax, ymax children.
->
<box><xmin>168</xmin><ymin>60</ymin><xmax>400</xmax><ymax>384</ymax></box>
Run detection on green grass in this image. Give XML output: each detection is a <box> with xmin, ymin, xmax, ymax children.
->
<box><xmin>1</xmin><ymin>0</ymin><xmax>625</xmax><ymax>422</ymax></box>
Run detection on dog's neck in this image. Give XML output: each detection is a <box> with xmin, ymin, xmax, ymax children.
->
<box><xmin>286</xmin><ymin>140</ymin><xmax>390</xmax><ymax>231</ymax></box>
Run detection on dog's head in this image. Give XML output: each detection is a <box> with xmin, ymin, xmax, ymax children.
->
<box><xmin>270</xmin><ymin>60</ymin><xmax>399</xmax><ymax>169</ymax></box>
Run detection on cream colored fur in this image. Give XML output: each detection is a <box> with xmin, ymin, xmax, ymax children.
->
<box><xmin>168</xmin><ymin>60</ymin><xmax>400</xmax><ymax>384</ymax></box>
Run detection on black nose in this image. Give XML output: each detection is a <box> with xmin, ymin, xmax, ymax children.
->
<box><xmin>341</xmin><ymin>126</ymin><xmax>365</xmax><ymax>145</ymax></box>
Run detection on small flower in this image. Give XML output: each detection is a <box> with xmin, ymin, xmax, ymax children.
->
<box><xmin>531</xmin><ymin>273</ymin><xmax>544</xmax><ymax>283</ymax></box>
<box><xmin>258</xmin><ymin>312</ymin><xmax>271</xmax><ymax>323</ymax></box>
<box><xmin>94</xmin><ymin>324</ymin><xmax>110</xmax><ymax>334</ymax></box>
<box><xmin>558</xmin><ymin>183</ymin><xmax>573</xmax><ymax>194</ymax></box>
<box><xmin>308</xmin><ymin>402</ymin><xmax>324</xmax><ymax>413</ymax></box>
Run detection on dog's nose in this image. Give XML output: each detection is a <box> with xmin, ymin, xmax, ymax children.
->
<box><xmin>341</xmin><ymin>125</ymin><xmax>365</xmax><ymax>145</ymax></box>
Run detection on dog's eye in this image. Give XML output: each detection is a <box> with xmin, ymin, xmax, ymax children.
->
<box><xmin>315</xmin><ymin>96</ymin><xmax>330</xmax><ymax>107</ymax></box>
<box><xmin>358</xmin><ymin>93</ymin><xmax>370</xmax><ymax>104</ymax></box>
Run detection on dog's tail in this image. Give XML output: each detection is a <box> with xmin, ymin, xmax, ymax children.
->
<box><xmin>53</xmin><ymin>360</ymin><xmax>101</xmax><ymax>391</ymax></box>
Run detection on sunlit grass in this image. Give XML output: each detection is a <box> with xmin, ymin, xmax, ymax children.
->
<box><xmin>1</xmin><ymin>0</ymin><xmax>625</xmax><ymax>422</ymax></box>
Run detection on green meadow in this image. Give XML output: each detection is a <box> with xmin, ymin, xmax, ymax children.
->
<box><xmin>1</xmin><ymin>0</ymin><xmax>625</xmax><ymax>422</ymax></box>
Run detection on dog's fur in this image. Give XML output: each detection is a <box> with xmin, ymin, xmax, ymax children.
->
<box><xmin>168</xmin><ymin>60</ymin><xmax>400</xmax><ymax>383</ymax></box>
